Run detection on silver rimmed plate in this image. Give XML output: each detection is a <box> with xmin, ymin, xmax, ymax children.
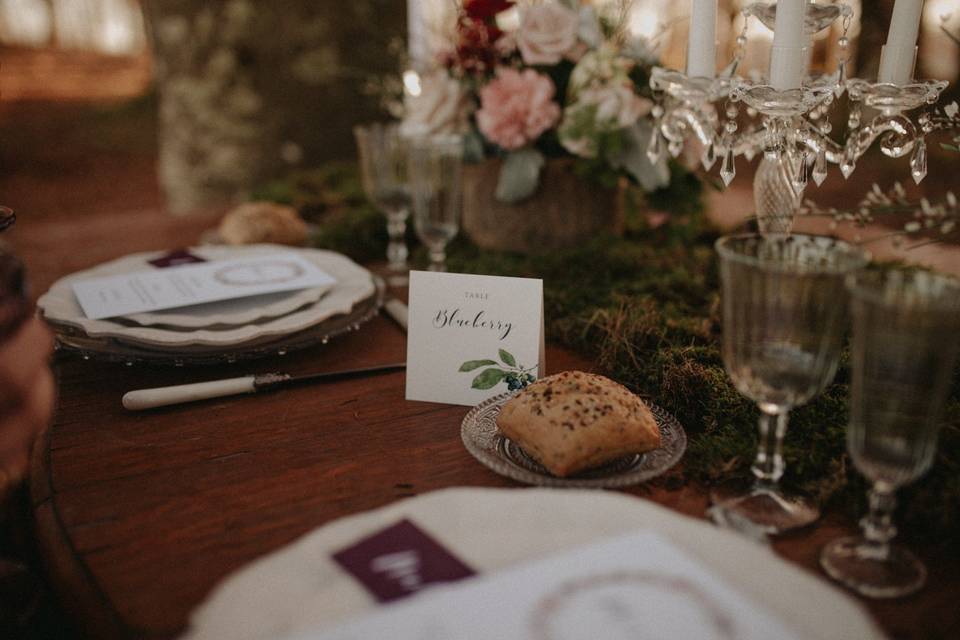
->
<box><xmin>461</xmin><ymin>392</ymin><xmax>686</xmax><ymax>488</ymax></box>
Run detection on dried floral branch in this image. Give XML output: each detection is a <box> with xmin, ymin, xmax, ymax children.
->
<box><xmin>799</xmin><ymin>183</ymin><xmax>960</xmax><ymax>247</ymax></box>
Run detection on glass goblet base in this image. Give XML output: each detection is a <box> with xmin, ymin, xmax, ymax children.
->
<box><xmin>710</xmin><ymin>481</ymin><xmax>820</xmax><ymax>534</ymax></box>
<box><xmin>820</xmin><ymin>537</ymin><xmax>926</xmax><ymax>598</ymax></box>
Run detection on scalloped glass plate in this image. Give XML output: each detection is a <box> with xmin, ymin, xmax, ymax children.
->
<box><xmin>461</xmin><ymin>392</ymin><xmax>687</xmax><ymax>488</ymax></box>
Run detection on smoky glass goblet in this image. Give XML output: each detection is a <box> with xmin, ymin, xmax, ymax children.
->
<box><xmin>353</xmin><ymin>122</ymin><xmax>412</xmax><ymax>286</ymax></box>
<box><xmin>714</xmin><ymin>234</ymin><xmax>870</xmax><ymax>534</ymax></box>
<box><xmin>820</xmin><ymin>269</ymin><xmax>960</xmax><ymax>598</ymax></box>
<box><xmin>408</xmin><ymin>135</ymin><xmax>463</xmax><ymax>272</ymax></box>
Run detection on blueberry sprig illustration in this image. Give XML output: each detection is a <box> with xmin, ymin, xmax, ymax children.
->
<box><xmin>459</xmin><ymin>349</ymin><xmax>537</xmax><ymax>392</ymax></box>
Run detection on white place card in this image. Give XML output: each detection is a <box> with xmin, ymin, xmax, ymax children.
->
<box><xmin>72</xmin><ymin>252</ymin><xmax>337</xmax><ymax>320</ymax></box>
<box><xmin>405</xmin><ymin>271</ymin><xmax>544</xmax><ymax>406</ymax></box>
<box><xmin>298</xmin><ymin>530</ymin><xmax>802</xmax><ymax>640</ymax></box>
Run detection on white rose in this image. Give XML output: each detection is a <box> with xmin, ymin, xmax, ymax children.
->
<box><xmin>517</xmin><ymin>2</ymin><xmax>579</xmax><ymax>66</ymax></box>
<box><xmin>400</xmin><ymin>71</ymin><xmax>470</xmax><ymax>137</ymax></box>
<box><xmin>580</xmin><ymin>83</ymin><xmax>651</xmax><ymax>129</ymax></box>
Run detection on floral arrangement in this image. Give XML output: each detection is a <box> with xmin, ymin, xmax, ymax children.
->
<box><xmin>401</xmin><ymin>0</ymin><xmax>674</xmax><ymax>203</ymax></box>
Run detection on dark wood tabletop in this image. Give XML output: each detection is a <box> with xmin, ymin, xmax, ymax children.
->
<box><xmin>12</xmin><ymin>207</ymin><xmax>960</xmax><ymax>640</ymax></box>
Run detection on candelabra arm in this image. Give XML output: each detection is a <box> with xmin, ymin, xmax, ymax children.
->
<box><xmin>661</xmin><ymin>103</ymin><xmax>718</xmax><ymax>148</ymax></box>
<box><xmin>848</xmin><ymin>114</ymin><xmax>918</xmax><ymax>160</ymax></box>
<box><xmin>730</xmin><ymin>129</ymin><xmax>767</xmax><ymax>157</ymax></box>
<box><xmin>795</xmin><ymin>118</ymin><xmax>845</xmax><ymax>164</ymax></box>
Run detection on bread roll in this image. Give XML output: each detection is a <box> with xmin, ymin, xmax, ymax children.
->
<box><xmin>219</xmin><ymin>202</ymin><xmax>309</xmax><ymax>246</ymax></box>
<box><xmin>496</xmin><ymin>371</ymin><xmax>660</xmax><ymax>477</ymax></box>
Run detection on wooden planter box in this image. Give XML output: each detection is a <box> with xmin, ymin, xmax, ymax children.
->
<box><xmin>462</xmin><ymin>158</ymin><xmax>624</xmax><ymax>254</ymax></box>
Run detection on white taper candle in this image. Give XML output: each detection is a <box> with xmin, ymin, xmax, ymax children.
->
<box><xmin>768</xmin><ymin>0</ymin><xmax>808</xmax><ymax>90</ymax></box>
<box><xmin>877</xmin><ymin>0</ymin><xmax>924</xmax><ymax>84</ymax></box>
<box><xmin>408</xmin><ymin>0</ymin><xmax>427</xmax><ymax>70</ymax></box>
<box><xmin>686</xmin><ymin>0</ymin><xmax>718</xmax><ymax>78</ymax></box>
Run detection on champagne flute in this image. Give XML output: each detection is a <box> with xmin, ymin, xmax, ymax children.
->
<box><xmin>714</xmin><ymin>234</ymin><xmax>870</xmax><ymax>534</ymax></box>
<box><xmin>353</xmin><ymin>123</ymin><xmax>412</xmax><ymax>286</ymax></box>
<box><xmin>408</xmin><ymin>135</ymin><xmax>463</xmax><ymax>272</ymax></box>
<box><xmin>820</xmin><ymin>269</ymin><xmax>960</xmax><ymax>598</ymax></box>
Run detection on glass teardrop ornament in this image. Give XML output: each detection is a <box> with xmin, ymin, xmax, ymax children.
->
<box><xmin>701</xmin><ymin>142</ymin><xmax>717</xmax><ymax>171</ymax></box>
<box><xmin>911</xmin><ymin>141</ymin><xmax>927</xmax><ymax>184</ymax></box>
<box><xmin>720</xmin><ymin>147</ymin><xmax>736</xmax><ymax>186</ymax></box>
<box><xmin>646</xmin><ymin>129</ymin><xmax>663</xmax><ymax>164</ymax></box>
<box><xmin>812</xmin><ymin>148</ymin><xmax>828</xmax><ymax>186</ymax></box>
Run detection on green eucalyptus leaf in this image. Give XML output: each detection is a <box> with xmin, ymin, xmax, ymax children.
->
<box><xmin>471</xmin><ymin>368</ymin><xmax>507</xmax><ymax>390</ymax></box>
<box><xmin>498</xmin><ymin>349</ymin><xmax>517</xmax><ymax>367</ymax></box>
<box><xmin>495</xmin><ymin>148</ymin><xmax>545</xmax><ymax>204</ymax></box>
<box><xmin>459</xmin><ymin>359</ymin><xmax>498</xmax><ymax>372</ymax></box>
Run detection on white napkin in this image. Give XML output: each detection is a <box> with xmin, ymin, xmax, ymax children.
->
<box><xmin>181</xmin><ymin>488</ymin><xmax>886</xmax><ymax>640</ymax></box>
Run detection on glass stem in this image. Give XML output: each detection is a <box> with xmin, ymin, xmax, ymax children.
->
<box><xmin>428</xmin><ymin>246</ymin><xmax>446</xmax><ymax>272</ymax></box>
<box><xmin>386</xmin><ymin>211</ymin><xmax>409</xmax><ymax>272</ymax></box>
<box><xmin>751</xmin><ymin>406</ymin><xmax>788</xmax><ymax>487</ymax></box>
<box><xmin>859</xmin><ymin>483</ymin><xmax>898</xmax><ymax>561</ymax></box>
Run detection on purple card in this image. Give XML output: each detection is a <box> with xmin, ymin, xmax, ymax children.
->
<box><xmin>148</xmin><ymin>249</ymin><xmax>207</xmax><ymax>269</ymax></box>
<box><xmin>332</xmin><ymin>519</ymin><xmax>476</xmax><ymax>603</ymax></box>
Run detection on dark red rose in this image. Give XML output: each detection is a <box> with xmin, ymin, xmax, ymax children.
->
<box><xmin>464</xmin><ymin>0</ymin><xmax>514</xmax><ymax>21</ymax></box>
<box><xmin>453</xmin><ymin>16</ymin><xmax>501</xmax><ymax>74</ymax></box>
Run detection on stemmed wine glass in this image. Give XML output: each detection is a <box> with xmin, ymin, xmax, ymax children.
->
<box><xmin>407</xmin><ymin>135</ymin><xmax>463</xmax><ymax>272</ymax></box>
<box><xmin>820</xmin><ymin>269</ymin><xmax>960</xmax><ymax>598</ymax></box>
<box><xmin>714</xmin><ymin>234</ymin><xmax>870</xmax><ymax>534</ymax></box>
<box><xmin>353</xmin><ymin>122</ymin><xmax>412</xmax><ymax>286</ymax></box>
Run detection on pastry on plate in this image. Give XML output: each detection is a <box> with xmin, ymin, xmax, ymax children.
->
<box><xmin>496</xmin><ymin>371</ymin><xmax>660</xmax><ymax>477</ymax></box>
<box><xmin>218</xmin><ymin>201</ymin><xmax>309</xmax><ymax>246</ymax></box>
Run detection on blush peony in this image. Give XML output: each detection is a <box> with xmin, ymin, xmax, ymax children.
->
<box><xmin>476</xmin><ymin>67</ymin><xmax>561</xmax><ymax>150</ymax></box>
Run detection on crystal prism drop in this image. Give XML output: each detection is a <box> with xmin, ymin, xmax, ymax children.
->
<box><xmin>812</xmin><ymin>148</ymin><xmax>828</xmax><ymax>186</ymax></box>
<box><xmin>840</xmin><ymin>148</ymin><xmax>856</xmax><ymax>179</ymax></box>
<box><xmin>646</xmin><ymin>130</ymin><xmax>663</xmax><ymax>164</ymax></box>
<box><xmin>792</xmin><ymin>153</ymin><xmax>808</xmax><ymax>192</ymax></box>
<box><xmin>668</xmin><ymin>139</ymin><xmax>683</xmax><ymax>158</ymax></box>
<box><xmin>720</xmin><ymin>147</ymin><xmax>736</xmax><ymax>186</ymax></box>
<box><xmin>911</xmin><ymin>141</ymin><xmax>927</xmax><ymax>184</ymax></box>
<box><xmin>834</xmin><ymin>63</ymin><xmax>847</xmax><ymax>98</ymax></box>
<box><xmin>701</xmin><ymin>142</ymin><xmax>717</xmax><ymax>171</ymax></box>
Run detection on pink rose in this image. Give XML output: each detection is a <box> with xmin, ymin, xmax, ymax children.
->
<box><xmin>476</xmin><ymin>67</ymin><xmax>561</xmax><ymax>150</ymax></box>
<box><xmin>517</xmin><ymin>2</ymin><xmax>579</xmax><ymax>66</ymax></box>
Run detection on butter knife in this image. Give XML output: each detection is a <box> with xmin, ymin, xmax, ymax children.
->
<box><xmin>122</xmin><ymin>362</ymin><xmax>406</xmax><ymax>411</ymax></box>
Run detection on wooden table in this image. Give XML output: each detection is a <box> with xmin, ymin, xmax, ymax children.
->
<box><xmin>13</xmin><ymin>209</ymin><xmax>960</xmax><ymax>640</ymax></box>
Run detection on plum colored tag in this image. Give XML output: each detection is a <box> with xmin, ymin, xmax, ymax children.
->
<box><xmin>332</xmin><ymin>519</ymin><xmax>476</xmax><ymax>603</ymax></box>
<box><xmin>148</xmin><ymin>250</ymin><xmax>207</xmax><ymax>268</ymax></box>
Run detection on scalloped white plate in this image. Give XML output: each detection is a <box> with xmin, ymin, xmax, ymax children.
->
<box><xmin>38</xmin><ymin>245</ymin><xmax>375</xmax><ymax>349</ymax></box>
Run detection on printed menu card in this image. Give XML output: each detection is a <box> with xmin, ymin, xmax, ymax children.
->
<box><xmin>405</xmin><ymin>270</ymin><xmax>545</xmax><ymax>406</ymax></box>
<box><xmin>72</xmin><ymin>252</ymin><xmax>336</xmax><ymax>319</ymax></box>
<box><xmin>305</xmin><ymin>530</ymin><xmax>802</xmax><ymax>640</ymax></box>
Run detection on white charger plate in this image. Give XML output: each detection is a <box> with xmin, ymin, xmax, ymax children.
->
<box><xmin>181</xmin><ymin>488</ymin><xmax>885</xmax><ymax>640</ymax></box>
<box><xmin>38</xmin><ymin>245</ymin><xmax>375</xmax><ymax>349</ymax></box>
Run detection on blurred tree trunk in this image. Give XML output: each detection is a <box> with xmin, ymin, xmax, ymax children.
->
<box><xmin>143</xmin><ymin>0</ymin><xmax>403</xmax><ymax>214</ymax></box>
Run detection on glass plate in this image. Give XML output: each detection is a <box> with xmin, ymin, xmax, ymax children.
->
<box><xmin>51</xmin><ymin>276</ymin><xmax>385</xmax><ymax>366</ymax></box>
<box><xmin>461</xmin><ymin>392</ymin><xmax>687</xmax><ymax>489</ymax></box>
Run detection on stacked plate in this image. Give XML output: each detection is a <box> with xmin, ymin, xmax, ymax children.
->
<box><xmin>38</xmin><ymin>245</ymin><xmax>384</xmax><ymax>365</ymax></box>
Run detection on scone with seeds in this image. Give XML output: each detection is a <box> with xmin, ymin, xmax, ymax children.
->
<box><xmin>496</xmin><ymin>371</ymin><xmax>660</xmax><ymax>477</ymax></box>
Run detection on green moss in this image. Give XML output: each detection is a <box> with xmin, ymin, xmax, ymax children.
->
<box><xmin>256</xmin><ymin>164</ymin><xmax>960</xmax><ymax>542</ymax></box>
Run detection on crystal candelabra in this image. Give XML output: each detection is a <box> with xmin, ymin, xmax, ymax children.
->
<box><xmin>647</xmin><ymin>1</ymin><xmax>953</xmax><ymax>235</ymax></box>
